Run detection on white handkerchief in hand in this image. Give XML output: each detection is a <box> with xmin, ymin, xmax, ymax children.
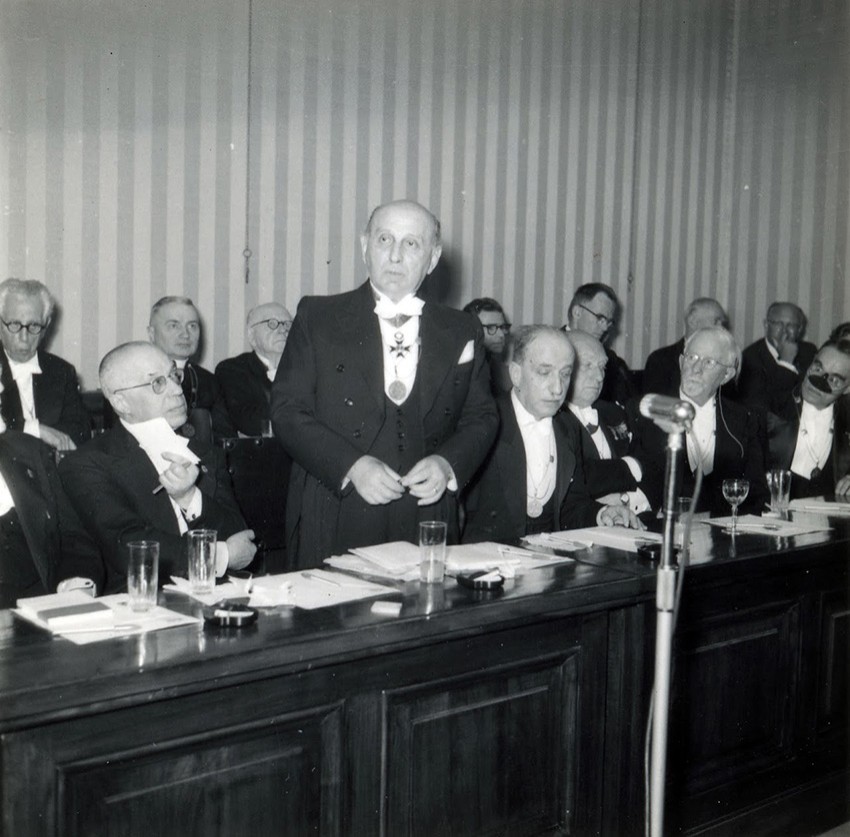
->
<box><xmin>458</xmin><ymin>340</ymin><xmax>475</xmax><ymax>364</ymax></box>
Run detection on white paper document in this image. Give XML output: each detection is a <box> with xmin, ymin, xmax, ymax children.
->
<box><xmin>14</xmin><ymin>593</ymin><xmax>200</xmax><ymax>645</ymax></box>
<box><xmin>704</xmin><ymin>514</ymin><xmax>829</xmax><ymax>536</ymax></box>
<box><xmin>788</xmin><ymin>499</ymin><xmax>850</xmax><ymax>516</ymax></box>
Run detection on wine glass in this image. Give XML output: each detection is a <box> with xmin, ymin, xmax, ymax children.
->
<box><xmin>722</xmin><ymin>478</ymin><xmax>750</xmax><ymax>534</ymax></box>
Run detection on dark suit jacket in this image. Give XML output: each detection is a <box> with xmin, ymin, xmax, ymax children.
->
<box><xmin>642</xmin><ymin>339</ymin><xmax>685</xmax><ymax>397</ymax></box>
<box><xmin>0</xmin><ymin>350</ymin><xmax>90</xmax><ymax>445</ymax></box>
<box><xmin>182</xmin><ymin>361</ymin><xmax>235</xmax><ymax>440</ymax></box>
<box><xmin>631</xmin><ymin>396</ymin><xmax>768</xmax><ymax>517</ymax></box>
<box><xmin>561</xmin><ymin>401</ymin><xmax>642</xmax><ymax>500</ymax></box>
<box><xmin>601</xmin><ymin>347</ymin><xmax>638</xmax><ymax>407</ymax></box>
<box><xmin>271</xmin><ymin>281</ymin><xmax>498</xmax><ymax>564</ymax></box>
<box><xmin>738</xmin><ymin>338</ymin><xmax>817</xmax><ymax>418</ymax></box>
<box><xmin>216</xmin><ymin>351</ymin><xmax>271</xmax><ymax>437</ymax></box>
<box><xmin>767</xmin><ymin>390</ymin><xmax>850</xmax><ymax>498</ymax></box>
<box><xmin>462</xmin><ymin>396</ymin><xmax>600</xmax><ymax>544</ymax></box>
<box><xmin>0</xmin><ymin>432</ymin><xmax>99</xmax><ymax>605</ymax></box>
<box><xmin>58</xmin><ymin>423</ymin><xmax>246</xmax><ymax>593</ymax></box>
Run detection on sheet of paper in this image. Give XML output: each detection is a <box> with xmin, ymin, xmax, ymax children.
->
<box><xmin>704</xmin><ymin>515</ymin><xmax>829</xmax><ymax>536</ymax></box>
<box><xmin>14</xmin><ymin>594</ymin><xmax>200</xmax><ymax>645</ymax></box>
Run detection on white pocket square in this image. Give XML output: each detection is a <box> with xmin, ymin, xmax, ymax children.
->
<box><xmin>458</xmin><ymin>340</ymin><xmax>475</xmax><ymax>364</ymax></box>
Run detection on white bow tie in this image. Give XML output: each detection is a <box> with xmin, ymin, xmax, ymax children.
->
<box><xmin>373</xmin><ymin>294</ymin><xmax>425</xmax><ymax>321</ymax></box>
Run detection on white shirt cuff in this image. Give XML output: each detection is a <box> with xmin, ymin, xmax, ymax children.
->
<box><xmin>24</xmin><ymin>419</ymin><xmax>41</xmax><ymax>438</ymax></box>
<box><xmin>181</xmin><ymin>487</ymin><xmax>203</xmax><ymax>523</ymax></box>
<box><xmin>214</xmin><ymin>542</ymin><xmax>229</xmax><ymax>577</ymax></box>
<box><xmin>622</xmin><ymin>456</ymin><xmax>642</xmax><ymax>482</ymax></box>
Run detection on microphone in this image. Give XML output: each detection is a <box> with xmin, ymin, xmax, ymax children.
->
<box><xmin>639</xmin><ymin>394</ymin><xmax>695</xmax><ymax>428</ymax></box>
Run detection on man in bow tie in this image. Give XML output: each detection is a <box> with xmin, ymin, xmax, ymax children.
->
<box><xmin>462</xmin><ymin>326</ymin><xmax>640</xmax><ymax>544</ymax></box>
<box><xmin>58</xmin><ymin>342</ymin><xmax>255</xmax><ymax>593</ymax></box>
<box><xmin>767</xmin><ymin>338</ymin><xmax>850</xmax><ymax>498</ymax></box>
<box><xmin>0</xmin><ymin>278</ymin><xmax>91</xmax><ymax>450</ymax></box>
<box><xmin>271</xmin><ymin>199</ymin><xmax>498</xmax><ymax>568</ymax></box>
<box><xmin>562</xmin><ymin>330</ymin><xmax>651</xmax><ymax>517</ymax></box>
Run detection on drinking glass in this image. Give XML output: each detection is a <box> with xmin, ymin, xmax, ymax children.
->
<box><xmin>187</xmin><ymin>529</ymin><xmax>217</xmax><ymax>594</ymax></box>
<box><xmin>127</xmin><ymin>540</ymin><xmax>159</xmax><ymax>612</ymax></box>
<box><xmin>419</xmin><ymin>521</ymin><xmax>447</xmax><ymax>583</ymax></box>
<box><xmin>721</xmin><ymin>479</ymin><xmax>750</xmax><ymax>534</ymax></box>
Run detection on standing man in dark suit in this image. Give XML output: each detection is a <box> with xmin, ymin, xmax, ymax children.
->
<box><xmin>216</xmin><ymin>302</ymin><xmax>293</xmax><ymax>437</ymax></box>
<box><xmin>562</xmin><ymin>330</ymin><xmax>651</xmax><ymax>516</ymax></box>
<box><xmin>738</xmin><ymin>302</ymin><xmax>817</xmax><ymax>420</ymax></box>
<box><xmin>632</xmin><ymin>327</ymin><xmax>768</xmax><ymax>516</ymax></box>
<box><xmin>59</xmin><ymin>342</ymin><xmax>255</xmax><ymax>593</ymax></box>
<box><xmin>271</xmin><ymin>199</ymin><xmax>498</xmax><ymax>568</ymax></box>
<box><xmin>0</xmin><ymin>428</ymin><xmax>100</xmax><ymax>607</ymax></box>
<box><xmin>147</xmin><ymin>296</ymin><xmax>234</xmax><ymax>441</ymax></box>
<box><xmin>0</xmin><ymin>278</ymin><xmax>90</xmax><ymax>450</ymax></box>
<box><xmin>767</xmin><ymin>339</ymin><xmax>850</xmax><ymax>498</ymax></box>
<box><xmin>642</xmin><ymin>297</ymin><xmax>728</xmax><ymax>396</ymax></box>
<box><xmin>562</xmin><ymin>283</ymin><xmax>637</xmax><ymax>407</ymax></box>
<box><xmin>462</xmin><ymin>326</ymin><xmax>639</xmax><ymax>544</ymax></box>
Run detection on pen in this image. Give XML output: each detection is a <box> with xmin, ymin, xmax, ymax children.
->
<box><xmin>152</xmin><ymin>484</ymin><xmax>165</xmax><ymax>495</ymax></box>
<box><xmin>301</xmin><ymin>571</ymin><xmax>342</xmax><ymax>587</ymax></box>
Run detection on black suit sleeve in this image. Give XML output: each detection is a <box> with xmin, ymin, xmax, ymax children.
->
<box><xmin>216</xmin><ymin>355</ymin><xmax>269</xmax><ymax>437</ymax></box>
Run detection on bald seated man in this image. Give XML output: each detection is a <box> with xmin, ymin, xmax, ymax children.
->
<box><xmin>59</xmin><ymin>342</ymin><xmax>255</xmax><ymax>593</ymax></box>
<box><xmin>562</xmin><ymin>330</ymin><xmax>651</xmax><ymax>516</ymax></box>
<box><xmin>738</xmin><ymin>302</ymin><xmax>817</xmax><ymax>420</ymax></box>
<box><xmin>462</xmin><ymin>326</ymin><xmax>641</xmax><ymax>544</ymax></box>
<box><xmin>216</xmin><ymin>302</ymin><xmax>294</xmax><ymax>437</ymax></box>
<box><xmin>642</xmin><ymin>297</ymin><xmax>728</xmax><ymax>396</ymax></box>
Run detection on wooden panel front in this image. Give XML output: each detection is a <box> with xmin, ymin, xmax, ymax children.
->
<box><xmin>383</xmin><ymin>652</ymin><xmax>578</xmax><ymax>837</ymax></box>
<box><xmin>815</xmin><ymin>588</ymin><xmax>850</xmax><ymax>741</ymax></box>
<box><xmin>670</xmin><ymin>599</ymin><xmax>800</xmax><ymax>796</ymax></box>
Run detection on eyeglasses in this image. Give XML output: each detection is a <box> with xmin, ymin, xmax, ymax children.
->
<box><xmin>681</xmin><ymin>352</ymin><xmax>735</xmax><ymax>371</ymax></box>
<box><xmin>576</xmin><ymin>304</ymin><xmax>614</xmax><ymax>328</ymax></box>
<box><xmin>112</xmin><ymin>366</ymin><xmax>184</xmax><ymax>395</ymax></box>
<box><xmin>251</xmin><ymin>318</ymin><xmax>292</xmax><ymax>332</ymax></box>
<box><xmin>1</xmin><ymin>319</ymin><xmax>47</xmax><ymax>335</ymax></box>
<box><xmin>482</xmin><ymin>323</ymin><xmax>511</xmax><ymax>336</ymax></box>
<box><xmin>766</xmin><ymin>319</ymin><xmax>802</xmax><ymax>332</ymax></box>
<box><xmin>808</xmin><ymin>360</ymin><xmax>847</xmax><ymax>391</ymax></box>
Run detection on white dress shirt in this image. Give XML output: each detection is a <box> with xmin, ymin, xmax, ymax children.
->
<box><xmin>373</xmin><ymin>286</ymin><xmax>424</xmax><ymax>406</ymax></box>
<box><xmin>6</xmin><ymin>351</ymin><xmax>42</xmax><ymax>438</ymax></box>
<box><xmin>512</xmin><ymin>391</ymin><xmax>557</xmax><ymax>515</ymax></box>
<box><xmin>682</xmin><ymin>392</ymin><xmax>716</xmax><ymax>475</ymax></box>
<box><xmin>791</xmin><ymin>400</ymin><xmax>833</xmax><ymax>478</ymax></box>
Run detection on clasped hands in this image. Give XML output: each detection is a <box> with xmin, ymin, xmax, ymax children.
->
<box><xmin>346</xmin><ymin>454</ymin><xmax>452</xmax><ymax>506</ymax></box>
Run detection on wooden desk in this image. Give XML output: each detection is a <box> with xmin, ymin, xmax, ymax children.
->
<box><xmin>1</xmin><ymin>519</ymin><xmax>847</xmax><ymax>836</ymax></box>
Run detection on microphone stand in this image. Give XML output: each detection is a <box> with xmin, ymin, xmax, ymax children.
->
<box><xmin>650</xmin><ymin>424</ymin><xmax>687</xmax><ymax>837</ymax></box>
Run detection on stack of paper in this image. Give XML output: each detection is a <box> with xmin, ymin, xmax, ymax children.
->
<box><xmin>788</xmin><ymin>499</ymin><xmax>850</xmax><ymax>516</ymax></box>
<box><xmin>16</xmin><ymin>591</ymin><xmax>114</xmax><ymax>631</ymax></box>
<box><xmin>705</xmin><ymin>514</ymin><xmax>829</xmax><ymax>536</ymax></box>
<box><xmin>527</xmin><ymin>528</ymin><xmax>661</xmax><ymax>553</ymax></box>
<box><xmin>326</xmin><ymin>542</ymin><xmax>421</xmax><ymax>581</ymax></box>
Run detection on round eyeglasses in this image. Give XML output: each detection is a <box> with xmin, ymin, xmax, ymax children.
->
<box><xmin>112</xmin><ymin>366</ymin><xmax>184</xmax><ymax>395</ymax></box>
<box><xmin>251</xmin><ymin>318</ymin><xmax>292</xmax><ymax>332</ymax></box>
<box><xmin>1</xmin><ymin>319</ymin><xmax>47</xmax><ymax>335</ymax></box>
<box><xmin>482</xmin><ymin>323</ymin><xmax>511</xmax><ymax>336</ymax></box>
<box><xmin>681</xmin><ymin>352</ymin><xmax>734</xmax><ymax>372</ymax></box>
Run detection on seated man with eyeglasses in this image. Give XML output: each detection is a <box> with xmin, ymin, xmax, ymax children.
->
<box><xmin>216</xmin><ymin>302</ymin><xmax>294</xmax><ymax>437</ymax></box>
<box><xmin>562</xmin><ymin>283</ymin><xmax>638</xmax><ymax>408</ymax></box>
<box><xmin>58</xmin><ymin>342</ymin><xmax>255</xmax><ymax>593</ymax></box>
<box><xmin>767</xmin><ymin>338</ymin><xmax>850</xmax><ymax>499</ymax></box>
<box><xmin>0</xmin><ymin>278</ymin><xmax>91</xmax><ymax>451</ymax></box>
<box><xmin>630</xmin><ymin>326</ymin><xmax>769</xmax><ymax>516</ymax></box>
<box><xmin>738</xmin><ymin>302</ymin><xmax>817</xmax><ymax>421</ymax></box>
<box><xmin>462</xmin><ymin>298</ymin><xmax>512</xmax><ymax>394</ymax></box>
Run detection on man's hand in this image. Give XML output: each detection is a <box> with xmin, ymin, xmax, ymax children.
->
<box><xmin>226</xmin><ymin>529</ymin><xmax>256</xmax><ymax>570</ymax></box>
<box><xmin>39</xmin><ymin>425</ymin><xmax>77</xmax><ymax>452</ymax></box>
<box><xmin>159</xmin><ymin>452</ymin><xmax>200</xmax><ymax>505</ymax></box>
<box><xmin>346</xmin><ymin>455</ymin><xmax>404</xmax><ymax>504</ymax></box>
<box><xmin>835</xmin><ymin>475</ymin><xmax>850</xmax><ymax>497</ymax></box>
<box><xmin>401</xmin><ymin>455</ymin><xmax>452</xmax><ymax>506</ymax></box>
<box><xmin>597</xmin><ymin>504</ymin><xmax>645</xmax><ymax>529</ymax></box>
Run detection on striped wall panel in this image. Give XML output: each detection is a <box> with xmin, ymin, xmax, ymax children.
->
<box><xmin>0</xmin><ymin>0</ymin><xmax>847</xmax><ymax>386</ymax></box>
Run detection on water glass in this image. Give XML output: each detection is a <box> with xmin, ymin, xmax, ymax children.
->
<box><xmin>419</xmin><ymin>521</ymin><xmax>447</xmax><ymax>584</ymax></box>
<box><xmin>722</xmin><ymin>479</ymin><xmax>750</xmax><ymax>534</ymax></box>
<box><xmin>127</xmin><ymin>540</ymin><xmax>159</xmax><ymax>612</ymax></box>
<box><xmin>766</xmin><ymin>469</ymin><xmax>792</xmax><ymax>513</ymax></box>
<box><xmin>187</xmin><ymin>529</ymin><xmax>218</xmax><ymax>594</ymax></box>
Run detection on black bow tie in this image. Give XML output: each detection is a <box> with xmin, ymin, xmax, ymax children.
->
<box><xmin>585</xmin><ymin>422</ymin><xmax>598</xmax><ymax>435</ymax></box>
